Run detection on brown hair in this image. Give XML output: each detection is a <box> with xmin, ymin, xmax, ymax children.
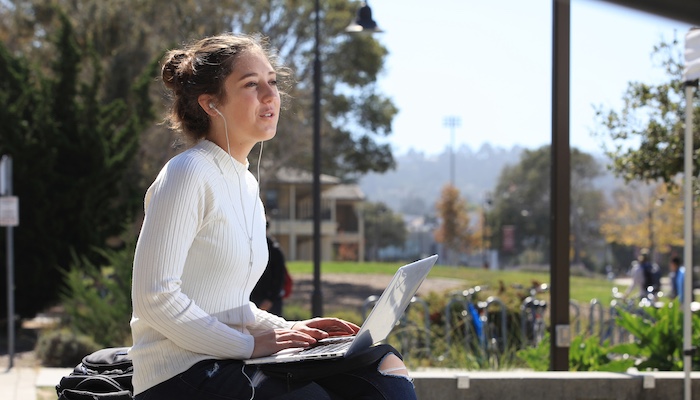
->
<box><xmin>161</xmin><ymin>33</ymin><xmax>290</xmax><ymax>143</ymax></box>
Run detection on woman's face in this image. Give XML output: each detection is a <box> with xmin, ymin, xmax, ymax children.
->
<box><xmin>218</xmin><ymin>49</ymin><xmax>280</xmax><ymax>149</ymax></box>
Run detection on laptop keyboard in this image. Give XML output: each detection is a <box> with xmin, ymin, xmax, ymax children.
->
<box><xmin>299</xmin><ymin>336</ymin><xmax>354</xmax><ymax>355</ymax></box>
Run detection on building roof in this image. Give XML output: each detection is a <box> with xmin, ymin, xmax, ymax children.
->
<box><xmin>323</xmin><ymin>184</ymin><xmax>365</xmax><ymax>201</ymax></box>
<box><xmin>272</xmin><ymin>167</ymin><xmax>340</xmax><ymax>184</ymax></box>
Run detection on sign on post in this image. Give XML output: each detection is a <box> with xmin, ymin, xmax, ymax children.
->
<box><xmin>0</xmin><ymin>155</ymin><xmax>7</xmax><ymax>195</ymax></box>
<box><xmin>2</xmin><ymin>154</ymin><xmax>16</xmax><ymax>369</ymax></box>
<box><xmin>0</xmin><ymin>196</ymin><xmax>19</xmax><ymax>227</ymax></box>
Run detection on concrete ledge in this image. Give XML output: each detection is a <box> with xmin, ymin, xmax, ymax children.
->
<box><xmin>411</xmin><ymin>369</ymin><xmax>700</xmax><ymax>400</ymax></box>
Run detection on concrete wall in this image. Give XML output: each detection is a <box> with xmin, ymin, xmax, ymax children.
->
<box><xmin>412</xmin><ymin>370</ymin><xmax>700</xmax><ymax>400</ymax></box>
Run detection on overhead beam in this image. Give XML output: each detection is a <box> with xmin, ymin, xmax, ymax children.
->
<box><xmin>599</xmin><ymin>0</ymin><xmax>700</xmax><ymax>26</ymax></box>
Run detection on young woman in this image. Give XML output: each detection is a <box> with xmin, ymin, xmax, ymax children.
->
<box><xmin>130</xmin><ymin>33</ymin><xmax>417</xmax><ymax>400</ymax></box>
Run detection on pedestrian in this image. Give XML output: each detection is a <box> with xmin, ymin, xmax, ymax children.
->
<box><xmin>669</xmin><ymin>256</ymin><xmax>686</xmax><ymax>303</ymax></box>
<box><xmin>130</xmin><ymin>32</ymin><xmax>417</xmax><ymax>400</ymax></box>
<box><xmin>622</xmin><ymin>259</ymin><xmax>646</xmax><ymax>300</ymax></box>
<box><xmin>251</xmin><ymin>222</ymin><xmax>287</xmax><ymax>317</ymax></box>
<box><xmin>623</xmin><ymin>248</ymin><xmax>660</xmax><ymax>302</ymax></box>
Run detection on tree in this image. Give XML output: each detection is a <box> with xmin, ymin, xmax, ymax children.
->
<box><xmin>600</xmin><ymin>182</ymin><xmax>686</xmax><ymax>255</ymax></box>
<box><xmin>362</xmin><ymin>202</ymin><xmax>406</xmax><ymax>261</ymax></box>
<box><xmin>0</xmin><ymin>0</ymin><xmax>397</xmax><ymax>317</ymax></box>
<box><xmin>0</xmin><ymin>0</ymin><xmax>398</xmax><ymax>184</ymax></box>
<box><xmin>593</xmin><ymin>40</ymin><xmax>700</xmax><ymax>192</ymax></box>
<box><xmin>0</xmin><ymin>13</ymin><xmax>153</xmax><ymax>318</ymax></box>
<box><xmin>434</xmin><ymin>184</ymin><xmax>476</xmax><ymax>265</ymax></box>
<box><xmin>489</xmin><ymin>146</ymin><xmax>606</xmax><ymax>268</ymax></box>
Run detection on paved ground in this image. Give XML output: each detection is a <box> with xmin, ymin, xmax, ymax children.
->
<box><xmin>1</xmin><ymin>366</ymin><xmax>68</xmax><ymax>400</ymax></box>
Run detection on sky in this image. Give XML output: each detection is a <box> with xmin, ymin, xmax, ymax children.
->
<box><xmin>366</xmin><ymin>0</ymin><xmax>693</xmax><ymax>156</ymax></box>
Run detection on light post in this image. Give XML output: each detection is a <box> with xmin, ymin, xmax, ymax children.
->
<box><xmin>647</xmin><ymin>196</ymin><xmax>664</xmax><ymax>261</ymax></box>
<box><xmin>482</xmin><ymin>192</ymin><xmax>492</xmax><ymax>269</ymax></box>
<box><xmin>443</xmin><ymin>116</ymin><xmax>461</xmax><ymax>186</ymax></box>
<box><xmin>312</xmin><ymin>0</ymin><xmax>382</xmax><ymax>317</ymax></box>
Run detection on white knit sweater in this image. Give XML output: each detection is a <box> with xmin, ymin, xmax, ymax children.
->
<box><xmin>130</xmin><ymin>139</ymin><xmax>293</xmax><ymax>395</ymax></box>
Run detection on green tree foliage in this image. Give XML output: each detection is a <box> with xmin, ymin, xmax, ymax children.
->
<box><xmin>593</xmin><ymin>40</ymin><xmax>700</xmax><ymax>192</ymax></box>
<box><xmin>601</xmin><ymin>182</ymin><xmax>687</xmax><ymax>252</ymax></box>
<box><xmin>0</xmin><ymin>12</ymin><xmax>153</xmax><ymax>318</ymax></box>
<box><xmin>0</xmin><ymin>0</ymin><xmax>398</xmax><ymax>184</ymax></box>
<box><xmin>489</xmin><ymin>146</ymin><xmax>606</xmax><ymax>268</ymax></box>
<box><xmin>0</xmin><ymin>0</ymin><xmax>395</xmax><ymax>318</ymax></box>
<box><xmin>234</xmin><ymin>0</ymin><xmax>398</xmax><ymax>181</ymax></box>
<box><xmin>362</xmin><ymin>201</ymin><xmax>406</xmax><ymax>261</ymax></box>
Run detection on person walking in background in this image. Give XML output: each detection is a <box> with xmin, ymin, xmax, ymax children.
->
<box><xmin>669</xmin><ymin>256</ymin><xmax>686</xmax><ymax>303</ymax></box>
<box><xmin>624</xmin><ymin>248</ymin><xmax>660</xmax><ymax>301</ymax></box>
<box><xmin>251</xmin><ymin>222</ymin><xmax>287</xmax><ymax>317</ymax></box>
<box><xmin>623</xmin><ymin>259</ymin><xmax>646</xmax><ymax>300</ymax></box>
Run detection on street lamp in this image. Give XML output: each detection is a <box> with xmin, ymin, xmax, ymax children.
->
<box><xmin>482</xmin><ymin>192</ymin><xmax>492</xmax><ymax>269</ymax></box>
<box><xmin>647</xmin><ymin>196</ymin><xmax>664</xmax><ymax>261</ymax></box>
<box><xmin>443</xmin><ymin>116</ymin><xmax>460</xmax><ymax>186</ymax></box>
<box><xmin>312</xmin><ymin>0</ymin><xmax>383</xmax><ymax>317</ymax></box>
<box><xmin>345</xmin><ymin>1</ymin><xmax>383</xmax><ymax>33</ymax></box>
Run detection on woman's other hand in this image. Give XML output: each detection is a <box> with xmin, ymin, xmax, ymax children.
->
<box><xmin>292</xmin><ymin>317</ymin><xmax>360</xmax><ymax>339</ymax></box>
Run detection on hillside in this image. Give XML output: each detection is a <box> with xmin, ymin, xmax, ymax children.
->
<box><xmin>358</xmin><ymin>144</ymin><xmax>618</xmax><ymax>214</ymax></box>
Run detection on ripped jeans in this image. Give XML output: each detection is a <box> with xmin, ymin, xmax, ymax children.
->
<box><xmin>134</xmin><ymin>353</ymin><xmax>417</xmax><ymax>400</ymax></box>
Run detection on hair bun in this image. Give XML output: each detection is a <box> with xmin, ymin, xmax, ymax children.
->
<box><xmin>162</xmin><ymin>51</ymin><xmax>193</xmax><ymax>92</ymax></box>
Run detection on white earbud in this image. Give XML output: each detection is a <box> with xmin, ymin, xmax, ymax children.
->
<box><xmin>209</xmin><ymin>103</ymin><xmax>224</xmax><ymax>118</ymax></box>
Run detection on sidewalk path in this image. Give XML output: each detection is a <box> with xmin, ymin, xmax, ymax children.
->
<box><xmin>1</xmin><ymin>366</ymin><xmax>72</xmax><ymax>400</ymax></box>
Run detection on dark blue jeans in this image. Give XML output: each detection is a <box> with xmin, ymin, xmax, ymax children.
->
<box><xmin>134</xmin><ymin>356</ymin><xmax>416</xmax><ymax>400</ymax></box>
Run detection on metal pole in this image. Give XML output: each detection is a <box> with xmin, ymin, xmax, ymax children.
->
<box><xmin>649</xmin><ymin>202</ymin><xmax>654</xmax><ymax>256</ymax></box>
<box><xmin>311</xmin><ymin>0</ymin><xmax>323</xmax><ymax>317</ymax></box>
<box><xmin>2</xmin><ymin>155</ymin><xmax>15</xmax><ymax>370</ymax></box>
<box><xmin>482</xmin><ymin>193</ymin><xmax>490</xmax><ymax>269</ymax></box>
<box><xmin>443</xmin><ymin>116</ymin><xmax>460</xmax><ymax>186</ymax></box>
<box><xmin>550</xmin><ymin>0</ymin><xmax>571</xmax><ymax>371</ymax></box>
<box><xmin>682</xmin><ymin>82</ymin><xmax>695</xmax><ymax>400</ymax></box>
<box><xmin>482</xmin><ymin>205</ymin><xmax>486</xmax><ymax>267</ymax></box>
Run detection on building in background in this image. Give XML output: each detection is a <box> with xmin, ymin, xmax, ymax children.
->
<box><xmin>263</xmin><ymin>168</ymin><xmax>366</xmax><ymax>262</ymax></box>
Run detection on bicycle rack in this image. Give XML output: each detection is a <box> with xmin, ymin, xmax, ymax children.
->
<box><xmin>362</xmin><ymin>294</ymin><xmax>432</xmax><ymax>358</ymax></box>
<box><xmin>520</xmin><ymin>296</ymin><xmax>547</xmax><ymax>347</ymax></box>
<box><xmin>607</xmin><ymin>299</ymin><xmax>632</xmax><ymax>345</ymax></box>
<box><xmin>402</xmin><ymin>296</ymin><xmax>432</xmax><ymax>357</ymax></box>
<box><xmin>361</xmin><ymin>295</ymin><xmax>380</xmax><ymax>320</ymax></box>
<box><xmin>569</xmin><ymin>300</ymin><xmax>580</xmax><ymax>337</ymax></box>
<box><xmin>443</xmin><ymin>287</ymin><xmax>484</xmax><ymax>354</ymax></box>
<box><xmin>482</xmin><ymin>296</ymin><xmax>508</xmax><ymax>352</ymax></box>
<box><xmin>588</xmin><ymin>299</ymin><xmax>604</xmax><ymax>338</ymax></box>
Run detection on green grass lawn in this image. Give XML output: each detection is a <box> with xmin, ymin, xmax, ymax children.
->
<box><xmin>287</xmin><ymin>260</ymin><xmax>619</xmax><ymax>305</ymax></box>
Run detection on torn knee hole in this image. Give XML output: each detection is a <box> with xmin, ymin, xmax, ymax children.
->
<box><xmin>378</xmin><ymin>353</ymin><xmax>409</xmax><ymax>377</ymax></box>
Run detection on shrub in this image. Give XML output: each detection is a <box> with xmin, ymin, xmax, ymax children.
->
<box><xmin>609</xmin><ymin>301</ymin><xmax>700</xmax><ymax>371</ymax></box>
<box><xmin>59</xmin><ymin>237</ymin><xmax>134</xmax><ymax>348</ymax></box>
<box><xmin>515</xmin><ymin>332</ymin><xmax>630</xmax><ymax>372</ymax></box>
<box><xmin>35</xmin><ymin>328</ymin><xmax>100</xmax><ymax>367</ymax></box>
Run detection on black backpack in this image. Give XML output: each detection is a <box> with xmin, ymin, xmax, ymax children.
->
<box><xmin>55</xmin><ymin>347</ymin><xmax>133</xmax><ymax>400</ymax></box>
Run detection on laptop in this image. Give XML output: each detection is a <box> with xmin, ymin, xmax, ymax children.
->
<box><xmin>244</xmin><ymin>254</ymin><xmax>438</xmax><ymax>365</ymax></box>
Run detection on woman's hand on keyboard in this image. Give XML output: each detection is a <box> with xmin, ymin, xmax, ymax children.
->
<box><xmin>292</xmin><ymin>317</ymin><xmax>360</xmax><ymax>339</ymax></box>
<box><xmin>251</xmin><ymin>329</ymin><xmax>317</xmax><ymax>358</ymax></box>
